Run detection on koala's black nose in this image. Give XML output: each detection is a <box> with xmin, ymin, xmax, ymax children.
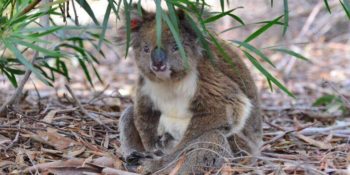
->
<box><xmin>151</xmin><ymin>47</ymin><xmax>167</xmax><ymax>71</ymax></box>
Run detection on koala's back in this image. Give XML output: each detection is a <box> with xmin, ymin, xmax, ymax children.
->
<box><xmin>209</xmin><ymin>40</ymin><xmax>263</xmax><ymax>154</ymax></box>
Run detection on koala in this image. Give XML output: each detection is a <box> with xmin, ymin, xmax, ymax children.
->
<box><xmin>118</xmin><ymin>5</ymin><xmax>263</xmax><ymax>174</ymax></box>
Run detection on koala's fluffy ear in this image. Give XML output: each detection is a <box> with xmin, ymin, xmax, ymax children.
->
<box><xmin>176</xmin><ymin>9</ymin><xmax>197</xmax><ymax>38</ymax></box>
<box><xmin>128</xmin><ymin>4</ymin><xmax>146</xmax><ymax>31</ymax></box>
<box><xmin>116</xmin><ymin>4</ymin><xmax>151</xmax><ymax>44</ymax></box>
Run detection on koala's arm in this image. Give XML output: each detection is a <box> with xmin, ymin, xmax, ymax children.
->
<box><xmin>133</xmin><ymin>92</ymin><xmax>161</xmax><ymax>151</ymax></box>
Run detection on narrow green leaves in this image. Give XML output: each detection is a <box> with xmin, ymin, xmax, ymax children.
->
<box><xmin>155</xmin><ymin>0</ymin><xmax>162</xmax><ymax>47</ymax></box>
<box><xmin>78</xmin><ymin>58</ymin><xmax>93</xmax><ymax>86</ymax></box>
<box><xmin>282</xmin><ymin>0</ymin><xmax>289</xmax><ymax>36</ymax></box>
<box><xmin>324</xmin><ymin>0</ymin><xmax>332</xmax><ymax>13</ymax></box>
<box><xmin>340</xmin><ymin>0</ymin><xmax>350</xmax><ymax>20</ymax></box>
<box><xmin>166</xmin><ymin>1</ymin><xmax>179</xmax><ymax>32</ymax></box>
<box><xmin>243</xmin><ymin>50</ymin><xmax>294</xmax><ymax>97</ymax></box>
<box><xmin>203</xmin><ymin>8</ymin><xmax>244</xmax><ymax>25</ymax></box>
<box><xmin>162</xmin><ymin>11</ymin><xmax>188</xmax><ymax>68</ymax></box>
<box><xmin>11</xmin><ymin>38</ymin><xmax>62</xmax><ymax>57</ymax></box>
<box><xmin>232</xmin><ymin>40</ymin><xmax>276</xmax><ymax>68</ymax></box>
<box><xmin>2</xmin><ymin>39</ymin><xmax>48</xmax><ymax>84</ymax></box>
<box><xmin>185</xmin><ymin>13</ymin><xmax>214</xmax><ymax>60</ymax></box>
<box><xmin>227</xmin><ymin>13</ymin><xmax>245</xmax><ymax>25</ymax></box>
<box><xmin>313</xmin><ymin>95</ymin><xmax>340</xmax><ymax>106</ymax></box>
<box><xmin>75</xmin><ymin>0</ymin><xmax>99</xmax><ymax>25</ymax></box>
<box><xmin>244</xmin><ymin>15</ymin><xmax>283</xmax><ymax>43</ymax></box>
<box><xmin>97</xmin><ymin>3</ymin><xmax>112</xmax><ymax>51</ymax></box>
<box><xmin>271</xmin><ymin>48</ymin><xmax>311</xmax><ymax>62</ymax></box>
<box><xmin>25</xmin><ymin>26</ymin><xmax>63</xmax><ymax>38</ymax></box>
<box><xmin>137</xmin><ymin>0</ymin><xmax>143</xmax><ymax>17</ymax></box>
<box><xmin>220</xmin><ymin>0</ymin><xmax>225</xmax><ymax>12</ymax></box>
<box><xmin>123</xmin><ymin>0</ymin><xmax>131</xmax><ymax>57</ymax></box>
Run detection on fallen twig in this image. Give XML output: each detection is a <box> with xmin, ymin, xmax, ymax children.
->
<box><xmin>102</xmin><ymin>167</ymin><xmax>141</xmax><ymax>175</ymax></box>
<box><xmin>0</xmin><ymin>64</ymin><xmax>33</xmax><ymax>116</ymax></box>
<box><xmin>299</xmin><ymin>122</ymin><xmax>350</xmax><ymax>136</ymax></box>
<box><xmin>294</xmin><ymin>132</ymin><xmax>332</xmax><ymax>149</ymax></box>
<box><xmin>65</xmin><ymin>84</ymin><xmax>113</xmax><ymax>132</ymax></box>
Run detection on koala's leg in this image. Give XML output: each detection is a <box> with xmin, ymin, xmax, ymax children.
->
<box><xmin>119</xmin><ymin>105</ymin><xmax>145</xmax><ymax>158</ymax></box>
<box><xmin>228</xmin><ymin>105</ymin><xmax>263</xmax><ymax>157</ymax></box>
<box><xmin>131</xmin><ymin>130</ymin><xmax>233</xmax><ymax>174</ymax></box>
<box><xmin>134</xmin><ymin>95</ymin><xmax>161</xmax><ymax>151</ymax></box>
<box><xmin>177</xmin><ymin>130</ymin><xmax>233</xmax><ymax>174</ymax></box>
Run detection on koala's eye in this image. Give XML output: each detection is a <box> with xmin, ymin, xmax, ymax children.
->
<box><xmin>171</xmin><ymin>43</ymin><xmax>178</xmax><ymax>52</ymax></box>
<box><xmin>143</xmin><ymin>45</ymin><xmax>150</xmax><ymax>53</ymax></box>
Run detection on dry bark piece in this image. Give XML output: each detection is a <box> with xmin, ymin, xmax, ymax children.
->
<box><xmin>0</xmin><ymin>134</ymin><xmax>11</xmax><ymax>145</ymax></box>
<box><xmin>102</xmin><ymin>167</ymin><xmax>140</xmax><ymax>175</ymax></box>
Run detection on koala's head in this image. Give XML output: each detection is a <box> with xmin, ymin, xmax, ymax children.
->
<box><xmin>120</xmin><ymin>5</ymin><xmax>201</xmax><ymax>82</ymax></box>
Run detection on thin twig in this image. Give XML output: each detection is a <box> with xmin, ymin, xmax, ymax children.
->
<box><xmin>65</xmin><ymin>84</ymin><xmax>113</xmax><ymax>132</ymax></box>
<box><xmin>19</xmin><ymin>0</ymin><xmax>42</xmax><ymax>16</ymax></box>
<box><xmin>0</xmin><ymin>53</ymin><xmax>36</xmax><ymax>116</ymax></box>
<box><xmin>323</xmin><ymin>81</ymin><xmax>350</xmax><ymax>109</ymax></box>
<box><xmin>71</xmin><ymin>0</ymin><xmax>79</xmax><ymax>25</ymax></box>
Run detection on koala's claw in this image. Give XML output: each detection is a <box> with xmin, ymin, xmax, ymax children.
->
<box><xmin>126</xmin><ymin>151</ymin><xmax>153</xmax><ymax>166</ymax></box>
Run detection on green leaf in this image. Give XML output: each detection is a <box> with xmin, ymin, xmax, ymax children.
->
<box><xmin>220</xmin><ymin>0</ymin><xmax>225</xmax><ymax>12</ymax></box>
<box><xmin>313</xmin><ymin>95</ymin><xmax>341</xmax><ymax>106</ymax></box>
<box><xmin>166</xmin><ymin>1</ymin><xmax>179</xmax><ymax>32</ymax></box>
<box><xmin>5</xmin><ymin>67</ymin><xmax>25</xmax><ymax>75</ymax></box>
<box><xmin>203</xmin><ymin>8</ymin><xmax>241</xmax><ymax>24</ymax></box>
<box><xmin>78</xmin><ymin>57</ymin><xmax>93</xmax><ymax>87</ymax></box>
<box><xmin>283</xmin><ymin>0</ymin><xmax>289</xmax><ymax>36</ymax></box>
<box><xmin>123</xmin><ymin>0</ymin><xmax>131</xmax><ymax>57</ymax></box>
<box><xmin>3</xmin><ymin>70</ymin><xmax>18</xmax><ymax>87</ymax></box>
<box><xmin>11</xmin><ymin>33</ymin><xmax>51</xmax><ymax>44</ymax></box>
<box><xmin>323</xmin><ymin>0</ymin><xmax>332</xmax><ymax>13</ymax></box>
<box><xmin>11</xmin><ymin>38</ymin><xmax>62</xmax><ymax>57</ymax></box>
<box><xmin>75</xmin><ymin>0</ymin><xmax>100</xmax><ymax>25</ymax></box>
<box><xmin>155</xmin><ymin>0</ymin><xmax>162</xmax><ymax>47</ymax></box>
<box><xmin>97</xmin><ymin>4</ymin><xmax>112</xmax><ymax>51</ymax></box>
<box><xmin>227</xmin><ymin>13</ymin><xmax>245</xmax><ymax>25</ymax></box>
<box><xmin>57</xmin><ymin>59</ymin><xmax>69</xmax><ymax>80</ymax></box>
<box><xmin>257</xmin><ymin>20</ymin><xmax>284</xmax><ymax>25</ymax></box>
<box><xmin>162</xmin><ymin>11</ymin><xmax>188</xmax><ymax>68</ymax></box>
<box><xmin>232</xmin><ymin>40</ymin><xmax>276</xmax><ymax>68</ymax></box>
<box><xmin>244</xmin><ymin>15</ymin><xmax>283</xmax><ymax>43</ymax></box>
<box><xmin>114</xmin><ymin>0</ymin><xmax>123</xmax><ymax>19</ymax></box>
<box><xmin>267</xmin><ymin>79</ymin><xmax>273</xmax><ymax>92</ymax></box>
<box><xmin>26</xmin><ymin>26</ymin><xmax>63</xmax><ymax>38</ymax></box>
<box><xmin>2</xmin><ymin>39</ymin><xmax>49</xmax><ymax>84</ymax></box>
<box><xmin>210</xmin><ymin>33</ymin><xmax>234</xmax><ymax>67</ymax></box>
<box><xmin>243</xmin><ymin>50</ymin><xmax>294</xmax><ymax>97</ymax></box>
<box><xmin>340</xmin><ymin>0</ymin><xmax>350</xmax><ymax>20</ymax></box>
<box><xmin>271</xmin><ymin>48</ymin><xmax>311</xmax><ymax>62</ymax></box>
<box><xmin>137</xmin><ymin>0</ymin><xmax>143</xmax><ymax>17</ymax></box>
<box><xmin>91</xmin><ymin>63</ymin><xmax>103</xmax><ymax>84</ymax></box>
<box><xmin>185</xmin><ymin>13</ymin><xmax>215</xmax><ymax>60</ymax></box>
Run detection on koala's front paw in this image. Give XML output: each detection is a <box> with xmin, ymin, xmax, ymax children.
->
<box><xmin>126</xmin><ymin>151</ymin><xmax>153</xmax><ymax>166</ymax></box>
<box><xmin>125</xmin><ymin>151</ymin><xmax>161</xmax><ymax>174</ymax></box>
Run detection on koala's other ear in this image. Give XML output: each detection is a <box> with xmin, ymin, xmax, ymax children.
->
<box><xmin>176</xmin><ymin>10</ymin><xmax>197</xmax><ymax>37</ymax></box>
<box><xmin>177</xmin><ymin>9</ymin><xmax>186</xmax><ymax>21</ymax></box>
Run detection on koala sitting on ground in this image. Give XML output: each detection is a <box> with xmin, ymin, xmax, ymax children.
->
<box><xmin>118</xmin><ymin>5</ymin><xmax>263</xmax><ymax>174</ymax></box>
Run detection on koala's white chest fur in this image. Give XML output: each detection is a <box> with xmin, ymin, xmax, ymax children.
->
<box><xmin>141</xmin><ymin>71</ymin><xmax>198</xmax><ymax>141</ymax></box>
